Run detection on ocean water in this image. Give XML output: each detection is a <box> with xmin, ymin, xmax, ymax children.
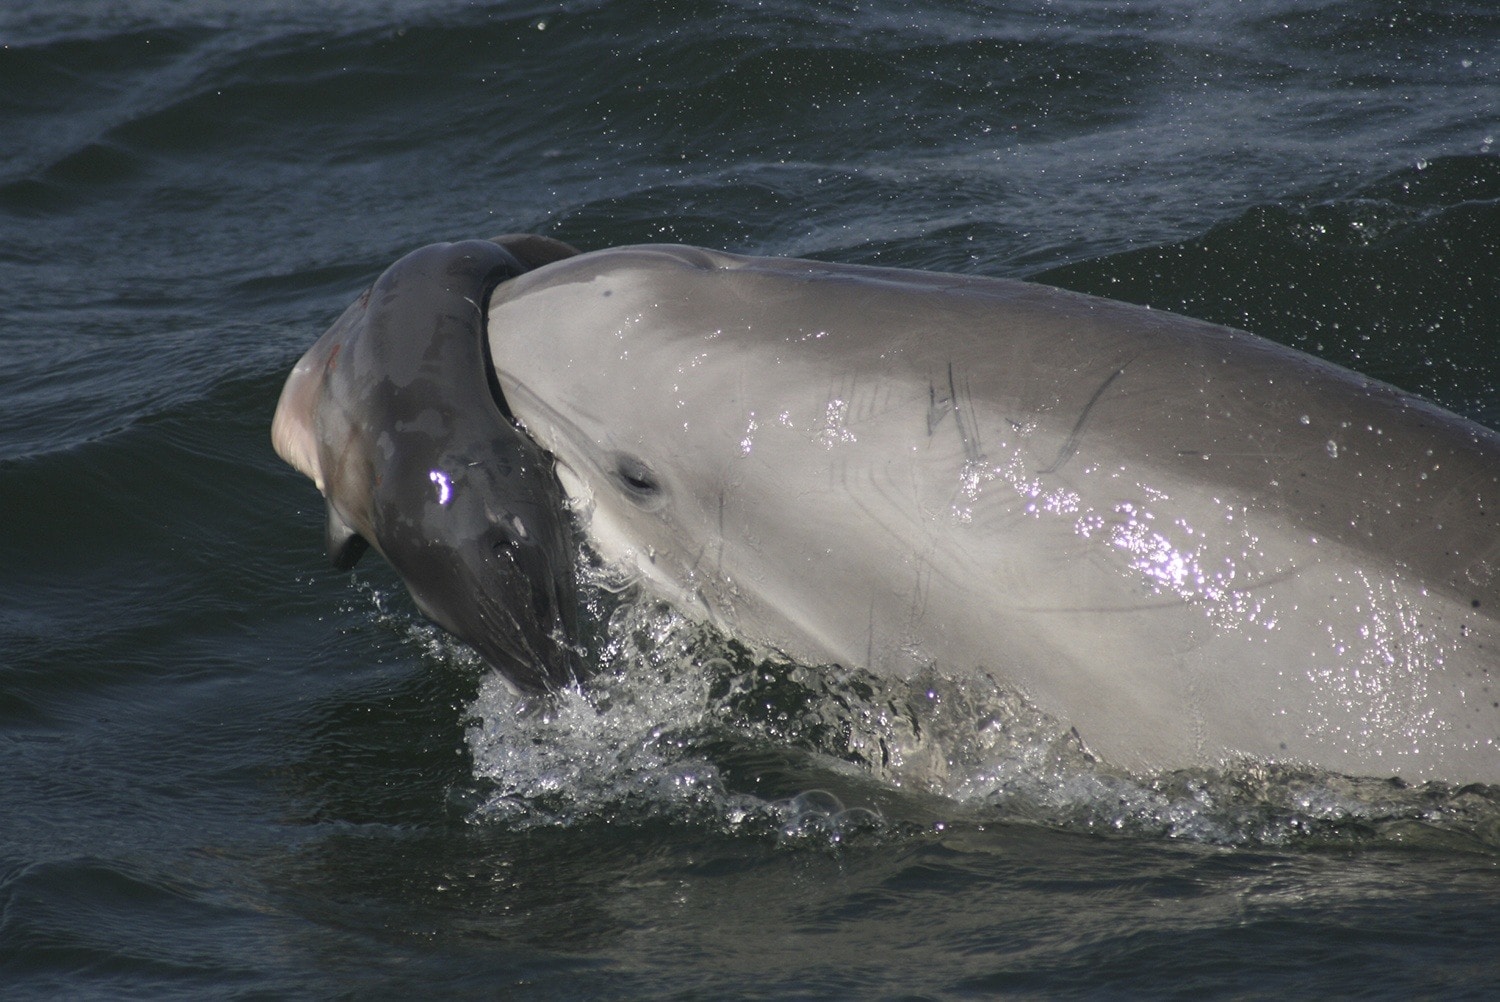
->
<box><xmin>3</xmin><ymin>0</ymin><xmax>1500</xmax><ymax>997</ymax></box>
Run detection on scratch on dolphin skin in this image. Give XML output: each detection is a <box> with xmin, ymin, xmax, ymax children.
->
<box><xmin>907</xmin><ymin>555</ymin><xmax>932</xmax><ymax>632</ymax></box>
<box><xmin>926</xmin><ymin>382</ymin><xmax>946</xmax><ymax>435</ymax></box>
<box><xmin>1039</xmin><ymin>362</ymin><xmax>1131</xmax><ymax>474</ymax></box>
<box><xmin>928</xmin><ymin>362</ymin><xmax>982</xmax><ymax>462</ymax></box>
<box><xmin>685</xmin><ymin>491</ymin><xmax>729</xmax><ymax>583</ymax></box>
<box><xmin>716</xmin><ymin>489</ymin><xmax>726</xmax><ymax>578</ymax></box>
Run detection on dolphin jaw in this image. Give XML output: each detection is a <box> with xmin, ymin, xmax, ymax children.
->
<box><xmin>271</xmin><ymin>354</ymin><xmax>328</xmax><ymax>493</ymax></box>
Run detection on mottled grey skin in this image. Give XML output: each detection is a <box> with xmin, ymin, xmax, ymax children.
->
<box><xmin>272</xmin><ymin>236</ymin><xmax>581</xmax><ymax>691</ymax></box>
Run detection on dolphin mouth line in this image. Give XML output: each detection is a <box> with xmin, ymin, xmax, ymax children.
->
<box><xmin>477</xmin><ymin>298</ymin><xmax>522</xmax><ymax>428</ymax></box>
<box><xmin>493</xmin><ymin>380</ymin><xmax>611</xmax><ymax>495</ymax></box>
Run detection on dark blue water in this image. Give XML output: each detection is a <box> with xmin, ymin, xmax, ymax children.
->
<box><xmin>3</xmin><ymin>1</ymin><xmax>1500</xmax><ymax>997</ymax></box>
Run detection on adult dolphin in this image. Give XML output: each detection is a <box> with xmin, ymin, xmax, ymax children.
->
<box><xmin>272</xmin><ymin>235</ymin><xmax>583</xmax><ymax>691</ymax></box>
<box><xmin>483</xmin><ymin>243</ymin><xmax>1500</xmax><ymax>785</ymax></box>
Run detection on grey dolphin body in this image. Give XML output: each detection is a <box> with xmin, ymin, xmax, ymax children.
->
<box><xmin>272</xmin><ymin>236</ymin><xmax>582</xmax><ymax>691</ymax></box>
<box><xmin>484</xmin><ymin>244</ymin><xmax>1500</xmax><ymax>784</ymax></box>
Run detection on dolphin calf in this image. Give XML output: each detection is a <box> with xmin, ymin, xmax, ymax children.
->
<box><xmin>272</xmin><ymin>236</ymin><xmax>582</xmax><ymax>691</ymax></box>
<box><xmin>476</xmin><ymin>244</ymin><xmax>1500</xmax><ymax>785</ymax></box>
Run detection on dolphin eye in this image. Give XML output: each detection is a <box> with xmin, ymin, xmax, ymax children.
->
<box><xmin>612</xmin><ymin>454</ymin><xmax>664</xmax><ymax>506</ymax></box>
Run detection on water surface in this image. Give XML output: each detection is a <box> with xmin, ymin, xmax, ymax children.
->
<box><xmin>3</xmin><ymin>1</ymin><xmax>1499</xmax><ymax>997</ymax></box>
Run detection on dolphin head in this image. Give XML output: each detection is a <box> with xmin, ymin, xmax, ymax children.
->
<box><xmin>272</xmin><ymin>235</ymin><xmax>585</xmax><ymax>692</ymax></box>
<box><xmin>482</xmin><ymin>246</ymin><xmax>858</xmax><ymax>652</ymax></box>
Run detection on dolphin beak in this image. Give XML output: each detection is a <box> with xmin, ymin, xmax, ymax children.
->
<box><xmin>399</xmin><ymin>485</ymin><xmax>581</xmax><ymax>692</ymax></box>
<box><xmin>480</xmin><ymin>510</ymin><xmax>581</xmax><ymax>688</ymax></box>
